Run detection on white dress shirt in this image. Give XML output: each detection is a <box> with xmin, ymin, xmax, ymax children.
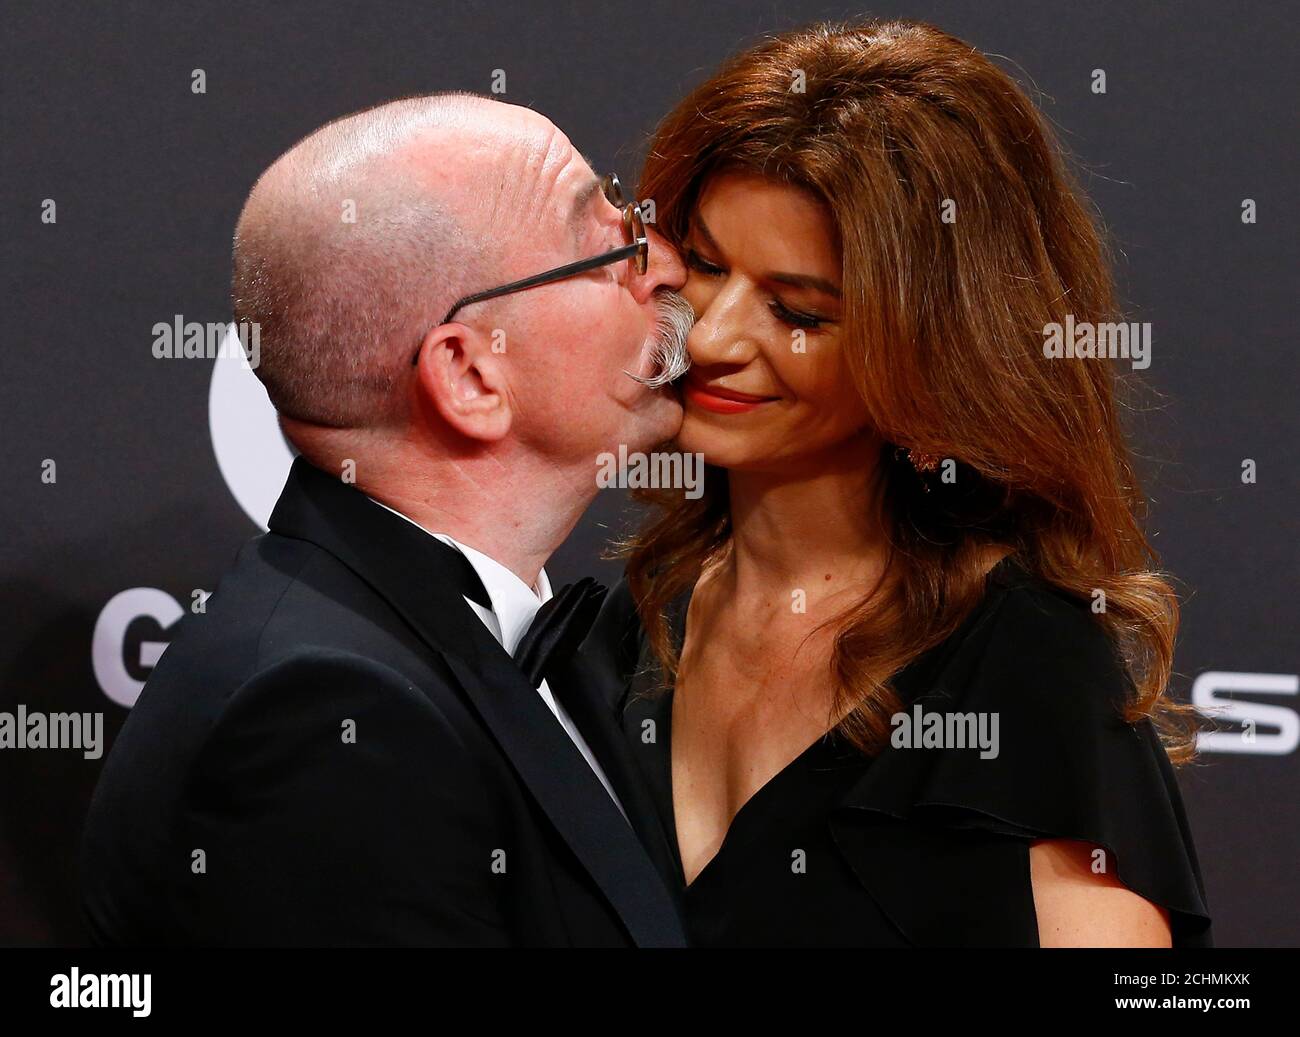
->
<box><xmin>366</xmin><ymin>497</ymin><xmax>628</xmax><ymax>822</ymax></box>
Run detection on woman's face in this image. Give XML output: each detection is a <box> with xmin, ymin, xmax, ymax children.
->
<box><xmin>675</xmin><ymin>171</ymin><xmax>873</xmax><ymax>471</ymax></box>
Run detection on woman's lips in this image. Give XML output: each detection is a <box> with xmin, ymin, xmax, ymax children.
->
<box><xmin>682</xmin><ymin>377</ymin><xmax>779</xmax><ymax>414</ymax></box>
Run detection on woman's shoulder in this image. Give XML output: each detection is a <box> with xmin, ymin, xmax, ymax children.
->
<box><xmin>606</xmin><ymin>558</ymin><xmax>1132</xmax><ymax>709</ymax></box>
<box><xmin>985</xmin><ymin>555</ymin><xmax>1121</xmax><ymax>653</ymax></box>
<box><xmin>837</xmin><ymin>556</ymin><xmax>1213</xmax><ymax>947</ymax></box>
<box><xmin>902</xmin><ymin>556</ymin><xmax>1136</xmax><ymax>720</ymax></box>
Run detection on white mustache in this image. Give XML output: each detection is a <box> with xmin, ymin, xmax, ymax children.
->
<box><xmin>626</xmin><ymin>290</ymin><xmax>694</xmax><ymax>389</ymax></box>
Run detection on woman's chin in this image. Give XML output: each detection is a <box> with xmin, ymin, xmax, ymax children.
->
<box><xmin>674</xmin><ymin>416</ymin><xmax>718</xmax><ymax>456</ymax></box>
<box><xmin>675</xmin><ymin>417</ymin><xmax>761</xmax><ymax>471</ymax></box>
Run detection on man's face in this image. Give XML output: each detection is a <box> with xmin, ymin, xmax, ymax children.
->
<box><xmin>483</xmin><ymin>119</ymin><xmax>689</xmax><ymax>470</ymax></box>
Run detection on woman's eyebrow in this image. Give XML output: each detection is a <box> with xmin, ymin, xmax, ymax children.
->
<box><xmin>768</xmin><ymin>271</ymin><xmax>842</xmax><ymax>298</ymax></box>
<box><xmin>692</xmin><ymin>214</ymin><xmax>724</xmax><ymax>254</ymax></box>
<box><xmin>694</xmin><ymin>214</ymin><xmax>842</xmax><ymax>298</ymax></box>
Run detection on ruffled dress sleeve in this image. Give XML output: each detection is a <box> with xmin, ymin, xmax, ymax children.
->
<box><xmin>827</xmin><ymin>566</ymin><xmax>1214</xmax><ymax>947</ymax></box>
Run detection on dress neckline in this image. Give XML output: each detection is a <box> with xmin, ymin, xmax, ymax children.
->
<box><xmin>653</xmin><ymin>553</ymin><xmax>1028</xmax><ymax>891</ymax></box>
<box><xmin>652</xmin><ymin>685</ymin><xmax>852</xmax><ymax>892</ymax></box>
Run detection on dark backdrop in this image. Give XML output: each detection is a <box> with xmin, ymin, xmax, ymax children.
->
<box><xmin>1</xmin><ymin>0</ymin><xmax>1295</xmax><ymax>946</ymax></box>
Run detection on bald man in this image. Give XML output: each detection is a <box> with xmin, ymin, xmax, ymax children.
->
<box><xmin>80</xmin><ymin>93</ymin><xmax>693</xmax><ymax>947</ymax></box>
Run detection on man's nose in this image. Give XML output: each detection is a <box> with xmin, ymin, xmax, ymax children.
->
<box><xmin>635</xmin><ymin>225</ymin><xmax>686</xmax><ymax>297</ymax></box>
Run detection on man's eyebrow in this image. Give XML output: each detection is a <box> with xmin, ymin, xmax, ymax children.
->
<box><xmin>567</xmin><ymin>172</ymin><xmax>604</xmax><ymax>240</ymax></box>
<box><xmin>693</xmin><ymin>214</ymin><xmax>842</xmax><ymax>298</ymax></box>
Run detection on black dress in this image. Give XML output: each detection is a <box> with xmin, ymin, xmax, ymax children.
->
<box><xmin>609</xmin><ymin>557</ymin><xmax>1213</xmax><ymax>947</ymax></box>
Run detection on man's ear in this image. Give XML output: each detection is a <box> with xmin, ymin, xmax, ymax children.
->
<box><xmin>413</xmin><ymin>322</ymin><xmax>512</xmax><ymax>442</ymax></box>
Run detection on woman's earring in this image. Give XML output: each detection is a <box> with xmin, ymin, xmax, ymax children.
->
<box><xmin>894</xmin><ymin>445</ymin><xmax>940</xmax><ymax>473</ymax></box>
<box><xmin>894</xmin><ymin>445</ymin><xmax>941</xmax><ymax>492</ymax></box>
<box><xmin>905</xmin><ymin>449</ymin><xmax>940</xmax><ymax>474</ymax></box>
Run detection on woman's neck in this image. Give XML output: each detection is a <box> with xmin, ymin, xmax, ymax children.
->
<box><xmin>721</xmin><ymin>435</ymin><xmax>891</xmax><ymax>607</ymax></box>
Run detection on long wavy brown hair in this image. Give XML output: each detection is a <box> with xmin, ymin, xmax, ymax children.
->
<box><xmin>621</xmin><ymin>18</ymin><xmax>1199</xmax><ymax>763</ymax></box>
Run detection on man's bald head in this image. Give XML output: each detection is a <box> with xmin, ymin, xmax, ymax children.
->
<box><xmin>232</xmin><ymin>91</ymin><xmax>519</xmax><ymax>428</ymax></box>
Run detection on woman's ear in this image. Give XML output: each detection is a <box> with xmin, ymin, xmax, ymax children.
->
<box><xmin>413</xmin><ymin>323</ymin><xmax>512</xmax><ymax>442</ymax></box>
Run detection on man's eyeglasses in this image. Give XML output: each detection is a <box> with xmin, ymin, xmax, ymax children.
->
<box><xmin>412</xmin><ymin>173</ymin><xmax>648</xmax><ymax>365</ymax></box>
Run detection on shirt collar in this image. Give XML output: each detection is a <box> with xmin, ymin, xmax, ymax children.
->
<box><xmin>365</xmin><ymin>496</ymin><xmax>552</xmax><ymax>656</ymax></box>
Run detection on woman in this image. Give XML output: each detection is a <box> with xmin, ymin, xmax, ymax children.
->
<box><xmin>604</xmin><ymin>19</ymin><xmax>1213</xmax><ymax>946</ymax></box>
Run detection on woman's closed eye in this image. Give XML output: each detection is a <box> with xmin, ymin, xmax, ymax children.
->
<box><xmin>768</xmin><ymin>299</ymin><xmax>827</xmax><ymax>329</ymax></box>
<box><xmin>685</xmin><ymin>247</ymin><xmax>832</xmax><ymax>330</ymax></box>
<box><xmin>684</xmin><ymin>247</ymin><xmax>725</xmax><ymax>277</ymax></box>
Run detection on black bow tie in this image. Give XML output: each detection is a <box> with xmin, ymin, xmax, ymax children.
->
<box><xmin>514</xmin><ymin>577</ymin><xmax>608</xmax><ymax>688</ymax></box>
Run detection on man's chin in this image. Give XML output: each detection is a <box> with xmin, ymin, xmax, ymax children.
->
<box><xmin>629</xmin><ymin>387</ymin><xmax>685</xmax><ymax>450</ymax></box>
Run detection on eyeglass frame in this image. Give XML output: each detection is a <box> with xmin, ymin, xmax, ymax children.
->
<box><xmin>411</xmin><ymin>173</ymin><xmax>649</xmax><ymax>366</ymax></box>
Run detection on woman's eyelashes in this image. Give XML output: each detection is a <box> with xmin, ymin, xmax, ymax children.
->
<box><xmin>684</xmin><ymin>247</ymin><xmax>832</xmax><ymax>330</ymax></box>
<box><xmin>684</xmin><ymin>247</ymin><xmax>725</xmax><ymax>277</ymax></box>
<box><xmin>768</xmin><ymin>299</ymin><xmax>825</xmax><ymax>329</ymax></box>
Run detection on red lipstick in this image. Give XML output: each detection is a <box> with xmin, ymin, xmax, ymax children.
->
<box><xmin>682</xmin><ymin>376</ymin><xmax>779</xmax><ymax>415</ymax></box>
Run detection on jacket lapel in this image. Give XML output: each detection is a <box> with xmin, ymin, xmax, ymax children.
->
<box><xmin>548</xmin><ymin>642</ymin><xmax>684</xmax><ymax>901</ymax></box>
<box><xmin>268</xmin><ymin>458</ymin><xmax>686</xmax><ymax>947</ymax></box>
<box><xmin>575</xmin><ymin>581</ymin><xmax>696</xmax><ymax>892</ymax></box>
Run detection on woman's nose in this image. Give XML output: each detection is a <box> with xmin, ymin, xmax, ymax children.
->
<box><xmin>686</xmin><ymin>289</ymin><xmax>756</xmax><ymax>366</ymax></box>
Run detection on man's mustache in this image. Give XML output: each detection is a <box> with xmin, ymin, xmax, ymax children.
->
<box><xmin>626</xmin><ymin>289</ymin><xmax>694</xmax><ymax>389</ymax></box>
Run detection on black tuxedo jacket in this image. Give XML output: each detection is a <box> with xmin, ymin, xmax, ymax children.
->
<box><xmin>80</xmin><ymin>458</ymin><xmax>685</xmax><ymax>947</ymax></box>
